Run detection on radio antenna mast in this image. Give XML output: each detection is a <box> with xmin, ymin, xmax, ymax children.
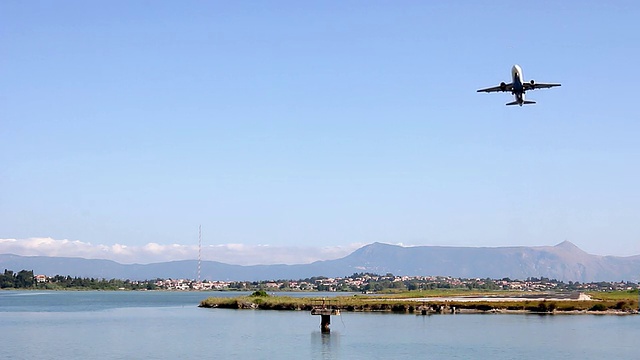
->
<box><xmin>198</xmin><ymin>225</ymin><xmax>202</xmax><ymax>283</ymax></box>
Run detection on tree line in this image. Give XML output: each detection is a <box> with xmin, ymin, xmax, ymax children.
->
<box><xmin>1</xmin><ymin>269</ymin><xmax>156</xmax><ymax>290</ymax></box>
<box><xmin>1</xmin><ymin>269</ymin><xmax>35</xmax><ymax>288</ymax></box>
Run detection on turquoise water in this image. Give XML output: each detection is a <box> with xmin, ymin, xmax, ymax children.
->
<box><xmin>1</xmin><ymin>291</ymin><xmax>637</xmax><ymax>359</ymax></box>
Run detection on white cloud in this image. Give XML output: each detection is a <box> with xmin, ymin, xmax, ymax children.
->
<box><xmin>0</xmin><ymin>238</ymin><xmax>364</xmax><ymax>265</ymax></box>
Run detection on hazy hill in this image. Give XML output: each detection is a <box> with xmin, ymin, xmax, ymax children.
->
<box><xmin>2</xmin><ymin>241</ymin><xmax>639</xmax><ymax>282</ymax></box>
<box><xmin>330</xmin><ymin>241</ymin><xmax>640</xmax><ymax>282</ymax></box>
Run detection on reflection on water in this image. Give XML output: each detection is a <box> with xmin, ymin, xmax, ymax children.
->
<box><xmin>312</xmin><ymin>332</ymin><xmax>339</xmax><ymax>360</ymax></box>
<box><xmin>0</xmin><ymin>291</ymin><xmax>638</xmax><ymax>359</ymax></box>
<box><xmin>314</xmin><ymin>332</ymin><xmax>340</xmax><ymax>359</ymax></box>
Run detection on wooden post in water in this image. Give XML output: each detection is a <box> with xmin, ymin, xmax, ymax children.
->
<box><xmin>311</xmin><ymin>298</ymin><xmax>340</xmax><ymax>333</ymax></box>
<box><xmin>320</xmin><ymin>314</ymin><xmax>331</xmax><ymax>332</ymax></box>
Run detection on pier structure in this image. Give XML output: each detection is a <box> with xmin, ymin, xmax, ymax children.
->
<box><xmin>311</xmin><ymin>298</ymin><xmax>340</xmax><ymax>333</ymax></box>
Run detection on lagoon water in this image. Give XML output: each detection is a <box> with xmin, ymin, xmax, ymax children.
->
<box><xmin>1</xmin><ymin>291</ymin><xmax>637</xmax><ymax>359</ymax></box>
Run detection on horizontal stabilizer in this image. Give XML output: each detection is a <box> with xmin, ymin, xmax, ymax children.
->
<box><xmin>505</xmin><ymin>100</ymin><xmax>536</xmax><ymax>106</ymax></box>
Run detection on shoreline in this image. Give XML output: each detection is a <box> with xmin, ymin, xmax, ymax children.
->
<box><xmin>199</xmin><ymin>293</ymin><xmax>639</xmax><ymax>316</ymax></box>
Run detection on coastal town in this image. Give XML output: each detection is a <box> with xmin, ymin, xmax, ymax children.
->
<box><xmin>3</xmin><ymin>269</ymin><xmax>637</xmax><ymax>293</ymax></box>
<box><xmin>159</xmin><ymin>274</ymin><xmax>639</xmax><ymax>293</ymax></box>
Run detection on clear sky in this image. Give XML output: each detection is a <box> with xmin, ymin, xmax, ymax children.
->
<box><xmin>2</xmin><ymin>2</ymin><xmax>639</xmax><ymax>264</ymax></box>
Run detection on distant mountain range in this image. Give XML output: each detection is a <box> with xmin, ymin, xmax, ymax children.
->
<box><xmin>2</xmin><ymin>241</ymin><xmax>639</xmax><ymax>282</ymax></box>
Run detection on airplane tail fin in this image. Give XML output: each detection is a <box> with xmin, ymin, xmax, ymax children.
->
<box><xmin>523</xmin><ymin>100</ymin><xmax>536</xmax><ymax>105</ymax></box>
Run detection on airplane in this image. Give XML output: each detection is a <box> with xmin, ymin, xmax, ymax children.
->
<box><xmin>477</xmin><ymin>64</ymin><xmax>561</xmax><ymax>106</ymax></box>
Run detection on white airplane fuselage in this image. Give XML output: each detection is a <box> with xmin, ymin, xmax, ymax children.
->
<box><xmin>510</xmin><ymin>64</ymin><xmax>528</xmax><ymax>106</ymax></box>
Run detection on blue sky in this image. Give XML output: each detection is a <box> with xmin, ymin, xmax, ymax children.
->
<box><xmin>1</xmin><ymin>2</ymin><xmax>639</xmax><ymax>263</ymax></box>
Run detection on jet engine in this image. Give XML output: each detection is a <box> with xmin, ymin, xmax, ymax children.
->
<box><xmin>530</xmin><ymin>80</ymin><xmax>535</xmax><ymax>85</ymax></box>
<box><xmin>500</xmin><ymin>82</ymin><xmax>506</xmax><ymax>91</ymax></box>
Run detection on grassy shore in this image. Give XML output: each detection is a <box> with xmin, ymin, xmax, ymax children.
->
<box><xmin>199</xmin><ymin>290</ymin><xmax>639</xmax><ymax>314</ymax></box>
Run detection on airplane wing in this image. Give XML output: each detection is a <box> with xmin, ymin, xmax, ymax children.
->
<box><xmin>523</xmin><ymin>82</ymin><xmax>561</xmax><ymax>91</ymax></box>
<box><xmin>476</xmin><ymin>83</ymin><xmax>513</xmax><ymax>93</ymax></box>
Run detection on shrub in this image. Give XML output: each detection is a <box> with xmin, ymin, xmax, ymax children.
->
<box><xmin>536</xmin><ymin>302</ymin><xmax>548</xmax><ymax>312</ymax></box>
<box><xmin>589</xmin><ymin>303</ymin><xmax>607</xmax><ymax>311</ymax></box>
<box><xmin>615</xmin><ymin>301</ymin><xmax>628</xmax><ymax>310</ymax></box>
<box><xmin>391</xmin><ymin>304</ymin><xmax>407</xmax><ymax>313</ymax></box>
<box><xmin>558</xmin><ymin>305</ymin><xmax>577</xmax><ymax>311</ymax></box>
<box><xmin>251</xmin><ymin>290</ymin><xmax>269</xmax><ymax>297</ymax></box>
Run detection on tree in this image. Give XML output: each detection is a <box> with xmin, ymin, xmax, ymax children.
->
<box><xmin>15</xmin><ymin>270</ymin><xmax>34</xmax><ymax>288</ymax></box>
<box><xmin>1</xmin><ymin>269</ymin><xmax>15</xmax><ymax>288</ymax></box>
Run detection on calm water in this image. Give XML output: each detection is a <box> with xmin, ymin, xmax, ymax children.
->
<box><xmin>1</xmin><ymin>291</ymin><xmax>637</xmax><ymax>359</ymax></box>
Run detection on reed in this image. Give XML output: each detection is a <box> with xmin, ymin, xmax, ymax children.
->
<box><xmin>199</xmin><ymin>292</ymin><xmax>638</xmax><ymax>314</ymax></box>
